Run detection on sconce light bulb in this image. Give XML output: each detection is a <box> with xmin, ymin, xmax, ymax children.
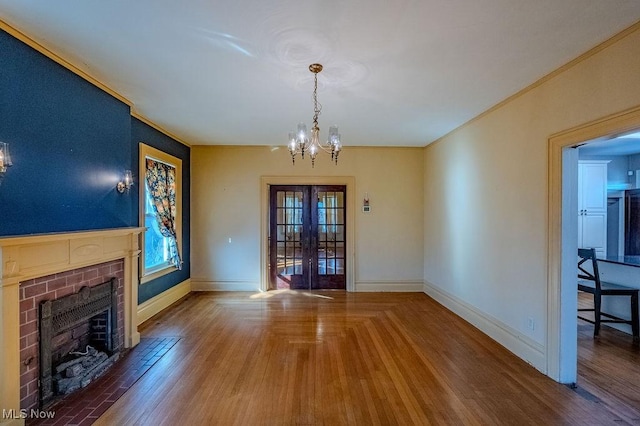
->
<box><xmin>117</xmin><ymin>170</ymin><xmax>133</xmax><ymax>194</ymax></box>
<box><xmin>0</xmin><ymin>142</ymin><xmax>12</xmax><ymax>172</ymax></box>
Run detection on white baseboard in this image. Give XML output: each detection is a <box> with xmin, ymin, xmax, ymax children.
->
<box><xmin>137</xmin><ymin>279</ymin><xmax>191</xmax><ymax>325</ymax></box>
<box><xmin>191</xmin><ymin>280</ymin><xmax>259</xmax><ymax>292</ymax></box>
<box><xmin>191</xmin><ymin>280</ymin><xmax>422</xmax><ymax>292</ymax></box>
<box><xmin>423</xmin><ymin>280</ymin><xmax>546</xmax><ymax>373</ymax></box>
<box><xmin>356</xmin><ymin>281</ymin><xmax>424</xmax><ymax>292</ymax></box>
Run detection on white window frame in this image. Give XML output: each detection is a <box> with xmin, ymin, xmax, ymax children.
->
<box><xmin>139</xmin><ymin>143</ymin><xmax>182</xmax><ymax>284</ymax></box>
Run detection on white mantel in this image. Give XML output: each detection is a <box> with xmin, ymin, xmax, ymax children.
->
<box><xmin>0</xmin><ymin>227</ymin><xmax>144</xmax><ymax>425</ymax></box>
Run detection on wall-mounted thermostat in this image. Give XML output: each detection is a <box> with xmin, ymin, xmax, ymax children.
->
<box><xmin>363</xmin><ymin>192</ymin><xmax>371</xmax><ymax>213</ymax></box>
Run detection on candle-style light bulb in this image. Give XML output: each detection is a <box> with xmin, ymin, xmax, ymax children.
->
<box><xmin>0</xmin><ymin>143</ymin><xmax>11</xmax><ymax>170</ymax></box>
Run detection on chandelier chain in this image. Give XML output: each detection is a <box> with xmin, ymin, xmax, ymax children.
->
<box><xmin>312</xmin><ymin>71</ymin><xmax>322</xmax><ymax>131</ymax></box>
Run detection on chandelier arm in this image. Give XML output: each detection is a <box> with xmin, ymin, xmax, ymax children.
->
<box><xmin>316</xmin><ymin>144</ymin><xmax>334</xmax><ymax>154</ymax></box>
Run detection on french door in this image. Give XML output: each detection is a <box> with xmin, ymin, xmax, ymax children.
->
<box><xmin>269</xmin><ymin>185</ymin><xmax>346</xmax><ymax>290</ymax></box>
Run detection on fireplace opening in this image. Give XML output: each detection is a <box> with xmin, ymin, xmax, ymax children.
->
<box><xmin>39</xmin><ymin>277</ymin><xmax>121</xmax><ymax>408</ymax></box>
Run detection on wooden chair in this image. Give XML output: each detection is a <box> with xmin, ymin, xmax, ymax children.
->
<box><xmin>577</xmin><ymin>248</ymin><xmax>639</xmax><ymax>342</ymax></box>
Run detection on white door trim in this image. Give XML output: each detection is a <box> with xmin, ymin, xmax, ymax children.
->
<box><xmin>547</xmin><ymin>104</ymin><xmax>640</xmax><ymax>382</ymax></box>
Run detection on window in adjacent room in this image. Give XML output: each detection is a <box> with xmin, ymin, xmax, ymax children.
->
<box><xmin>139</xmin><ymin>143</ymin><xmax>182</xmax><ymax>282</ymax></box>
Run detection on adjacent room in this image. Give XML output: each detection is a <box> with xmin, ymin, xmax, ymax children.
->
<box><xmin>1</xmin><ymin>1</ymin><xmax>640</xmax><ymax>424</ymax></box>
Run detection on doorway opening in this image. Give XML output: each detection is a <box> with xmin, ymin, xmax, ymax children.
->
<box><xmin>269</xmin><ymin>185</ymin><xmax>346</xmax><ymax>290</ymax></box>
<box><xmin>548</xmin><ymin>105</ymin><xmax>640</xmax><ymax>385</ymax></box>
<box><xmin>259</xmin><ymin>176</ymin><xmax>355</xmax><ymax>292</ymax></box>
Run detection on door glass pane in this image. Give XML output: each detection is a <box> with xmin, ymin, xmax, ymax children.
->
<box><xmin>318</xmin><ymin>225</ymin><xmax>327</xmax><ymax>241</ymax></box>
<box><xmin>286</xmin><ymin>258</ymin><xmax>295</xmax><ymax>275</ymax></box>
<box><xmin>315</xmin><ymin>189</ymin><xmax>345</xmax><ymax>278</ymax></box>
<box><xmin>317</xmin><ymin>192</ymin><xmax>326</xmax><ymax>206</ymax></box>
<box><xmin>276</xmin><ymin>242</ymin><xmax>286</xmax><ymax>274</ymax></box>
<box><xmin>284</xmin><ymin>191</ymin><xmax>293</xmax><ymax>208</ymax></box>
<box><xmin>318</xmin><ymin>241</ymin><xmax>326</xmax><ymax>259</ymax></box>
<box><xmin>276</xmin><ymin>190</ymin><xmax>305</xmax><ymax>277</ymax></box>
<box><xmin>326</xmin><ymin>226</ymin><xmax>334</xmax><ymax>242</ymax></box>
<box><xmin>318</xmin><ymin>258</ymin><xmax>326</xmax><ymax>275</ymax></box>
<box><xmin>326</xmin><ymin>259</ymin><xmax>335</xmax><ymax>275</ymax></box>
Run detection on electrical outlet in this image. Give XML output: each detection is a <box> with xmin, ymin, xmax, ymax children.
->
<box><xmin>527</xmin><ymin>318</ymin><xmax>535</xmax><ymax>331</ymax></box>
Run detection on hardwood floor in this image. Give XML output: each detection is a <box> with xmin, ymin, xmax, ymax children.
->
<box><xmin>95</xmin><ymin>291</ymin><xmax>637</xmax><ymax>425</ymax></box>
<box><xmin>577</xmin><ymin>292</ymin><xmax>640</xmax><ymax>424</ymax></box>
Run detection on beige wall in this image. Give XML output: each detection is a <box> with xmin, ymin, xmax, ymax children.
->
<box><xmin>423</xmin><ymin>24</ymin><xmax>640</xmax><ymax>370</ymax></box>
<box><xmin>191</xmin><ymin>146</ymin><xmax>424</xmax><ymax>291</ymax></box>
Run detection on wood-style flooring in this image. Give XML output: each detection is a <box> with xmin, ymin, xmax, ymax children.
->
<box><xmin>577</xmin><ymin>292</ymin><xmax>640</xmax><ymax>424</ymax></box>
<box><xmin>94</xmin><ymin>291</ymin><xmax>639</xmax><ymax>425</ymax></box>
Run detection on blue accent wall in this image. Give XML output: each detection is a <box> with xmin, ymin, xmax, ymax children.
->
<box><xmin>0</xmin><ymin>30</ymin><xmax>133</xmax><ymax>235</ymax></box>
<box><xmin>132</xmin><ymin>118</ymin><xmax>191</xmax><ymax>304</ymax></box>
<box><xmin>0</xmin><ymin>29</ymin><xmax>191</xmax><ymax>303</ymax></box>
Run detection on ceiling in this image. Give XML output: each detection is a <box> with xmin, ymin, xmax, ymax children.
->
<box><xmin>579</xmin><ymin>132</ymin><xmax>640</xmax><ymax>156</ymax></box>
<box><xmin>1</xmin><ymin>1</ymin><xmax>640</xmax><ymax>147</ymax></box>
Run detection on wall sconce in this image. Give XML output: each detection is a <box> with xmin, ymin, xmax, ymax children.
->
<box><xmin>0</xmin><ymin>142</ymin><xmax>13</xmax><ymax>185</ymax></box>
<box><xmin>116</xmin><ymin>170</ymin><xmax>133</xmax><ymax>193</ymax></box>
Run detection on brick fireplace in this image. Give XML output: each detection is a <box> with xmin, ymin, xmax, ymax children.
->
<box><xmin>20</xmin><ymin>261</ymin><xmax>125</xmax><ymax>409</ymax></box>
<box><xmin>0</xmin><ymin>228</ymin><xmax>143</xmax><ymax>426</ymax></box>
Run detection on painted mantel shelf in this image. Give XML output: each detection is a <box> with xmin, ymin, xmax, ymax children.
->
<box><xmin>0</xmin><ymin>227</ymin><xmax>144</xmax><ymax>426</ymax></box>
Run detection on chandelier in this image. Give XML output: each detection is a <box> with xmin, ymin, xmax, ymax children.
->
<box><xmin>288</xmin><ymin>63</ymin><xmax>342</xmax><ymax>167</ymax></box>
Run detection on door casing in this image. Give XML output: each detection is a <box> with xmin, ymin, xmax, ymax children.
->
<box><xmin>260</xmin><ymin>176</ymin><xmax>356</xmax><ymax>292</ymax></box>
<box><xmin>547</xmin><ymin>104</ymin><xmax>640</xmax><ymax>383</ymax></box>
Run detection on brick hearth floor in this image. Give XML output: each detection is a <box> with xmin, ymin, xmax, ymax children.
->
<box><xmin>28</xmin><ymin>337</ymin><xmax>180</xmax><ymax>426</ymax></box>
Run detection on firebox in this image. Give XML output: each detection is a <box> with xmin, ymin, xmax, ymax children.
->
<box><xmin>39</xmin><ymin>277</ymin><xmax>121</xmax><ymax>408</ymax></box>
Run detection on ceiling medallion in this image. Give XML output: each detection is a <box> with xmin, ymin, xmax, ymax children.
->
<box><xmin>287</xmin><ymin>63</ymin><xmax>342</xmax><ymax>167</ymax></box>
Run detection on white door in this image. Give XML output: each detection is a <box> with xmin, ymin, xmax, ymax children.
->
<box><xmin>582</xmin><ymin>212</ymin><xmax>607</xmax><ymax>252</ymax></box>
<box><xmin>580</xmin><ymin>162</ymin><xmax>607</xmax><ymax>211</ymax></box>
<box><xmin>578</xmin><ymin>161</ymin><xmax>608</xmax><ymax>257</ymax></box>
